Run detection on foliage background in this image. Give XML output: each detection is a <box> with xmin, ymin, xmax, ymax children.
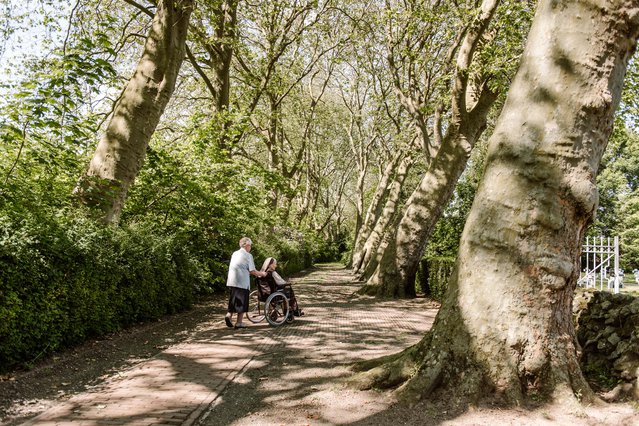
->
<box><xmin>2</xmin><ymin>0</ymin><xmax>639</xmax><ymax>372</ymax></box>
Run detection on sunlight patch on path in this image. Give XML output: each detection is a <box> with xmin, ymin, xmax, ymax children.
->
<box><xmin>21</xmin><ymin>264</ymin><xmax>439</xmax><ymax>426</ymax></box>
<box><xmin>200</xmin><ymin>265</ymin><xmax>439</xmax><ymax>425</ymax></box>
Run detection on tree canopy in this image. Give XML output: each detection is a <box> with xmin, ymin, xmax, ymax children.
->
<box><xmin>2</xmin><ymin>0</ymin><xmax>639</xmax><ymax>406</ymax></box>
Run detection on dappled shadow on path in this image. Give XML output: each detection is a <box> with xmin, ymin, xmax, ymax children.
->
<box><xmin>196</xmin><ymin>264</ymin><xmax>439</xmax><ymax>425</ymax></box>
<box><xmin>195</xmin><ymin>266</ymin><xmax>639</xmax><ymax>426</ymax></box>
<box><xmin>18</xmin><ymin>264</ymin><xmax>442</xmax><ymax>425</ymax></box>
<box><xmin>14</xmin><ymin>264</ymin><xmax>637</xmax><ymax>425</ymax></box>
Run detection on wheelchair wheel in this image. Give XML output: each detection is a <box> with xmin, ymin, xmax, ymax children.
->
<box><xmin>265</xmin><ymin>292</ymin><xmax>290</xmax><ymax>327</ymax></box>
<box><xmin>247</xmin><ymin>290</ymin><xmax>265</xmax><ymax>323</ymax></box>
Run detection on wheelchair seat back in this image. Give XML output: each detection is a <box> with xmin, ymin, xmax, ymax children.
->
<box><xmin>256</xmin><ymin>274</ymin><xmax>277</xmax><ymax>302</ymax></box>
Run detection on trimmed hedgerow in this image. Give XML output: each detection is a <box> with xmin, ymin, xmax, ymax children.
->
<box><xmin>0</xmin><ymin>211</ymin><xmax>200</xmax><ymax>372</ymax></box>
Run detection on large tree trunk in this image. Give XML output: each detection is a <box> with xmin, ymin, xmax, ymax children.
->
<box><xmin>74</xmin><ymin>0</ymin><xmax>193</xmax><ymax>224</ymax></box>
<box><xmin>350</xmin><ymin>150</ymin><xmax>404</xmax><ymax>270</ymax></box>
<box><xmin>356</xmin><ymin>155</ymin><xmax>415</xmax><ymax>280</ymax></box>
<box><xmin>370</xmin><ymin>84</ymin><xmax>496</xmax><ymax>296</ymax></box>
<box><xmin>350</xmin><ymin>0</ymin><xmax>639</xmax><ymax>405</ymax></box>
<box><xmin>366</xmin><ymin>0</ymin><xmax>500</xmax><ymax>297</ymax></box>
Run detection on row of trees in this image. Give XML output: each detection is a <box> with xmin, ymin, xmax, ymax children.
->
<box><xmin>350</xmin><ymin>0</ymin><xmax>639</xmax><ymax>407</ymax></box>
<box><xmin>2</xmin><ymin>0</ymin><xmax>639</xmax><ymax>406</ymax></box>
<box><xmin>3</xmin><ymin>0</ymin><xmax>638</xmax><ymax>281</ymax></box>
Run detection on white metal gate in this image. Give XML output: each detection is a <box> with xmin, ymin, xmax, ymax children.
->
<box><xmin>578</xmin><ymin>236</ymin><xmax>621</xmax><ymax>294</ymax></box>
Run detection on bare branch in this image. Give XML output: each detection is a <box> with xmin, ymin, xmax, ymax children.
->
<box><xmin>123</xmin><ymin>0</ymin><xmax>154</xmax><ymax>18</ymax></box>
<box><xmin>185</xmin><ymin>43</ymin><xmax>218</xmax><ymax>99</ymax></box>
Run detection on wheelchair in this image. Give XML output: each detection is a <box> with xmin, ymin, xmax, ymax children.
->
<box><xmin>247</xmin><ymin>277</ymin><xmax>294</xmax><ymax>327</ymax></box>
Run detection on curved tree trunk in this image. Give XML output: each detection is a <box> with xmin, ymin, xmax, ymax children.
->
<box><xmin>370</xmin><ymin>132</ymin><xmax>478</xmax><ymax>297</ymax></box>
<box><xmin>353</xmin><ymin>166</ymin><xmax>367</xmax><ymax>251</ymax></box>
<box><xmin>370</xmin><ymin>86</ymin><xmax>496</xmax><ymax>296</ymax></box>
<box><xmin>74</xmin><ymin>0</ymin><xmax>193</xmax><ymax>224</ymax></box>
<box><xmin>356</xmin><ymin>155</ymin><xmax>415</xmax><ymax>280</ymax></box>
<box><xmin>367</xmin><ymin>0</ymin><xmax>500</xmax><ymax>297</ymax></box>
<box><xmin>351</xmin><ymin>0</ymin><xmax>639</xmax><ymax>405</ymax></box>
<box><xmin>350</xmin><ymin>150</ymin><xmax>404</xmax><ymax>270</ymax></box>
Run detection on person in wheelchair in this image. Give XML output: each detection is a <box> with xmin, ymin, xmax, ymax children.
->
<box><xmin>259</xmin><ymin>257</ymin><xmax>304</xmax><ymax>317</ymax></box>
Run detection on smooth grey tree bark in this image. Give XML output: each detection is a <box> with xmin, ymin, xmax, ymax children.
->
<box><xmin>75</xmin><ymin>0</ymin><xmax>194</xmax><ymax>224</ymax></box>
<box><xmin>351</xmin><ymin>150</ymin><xmax>405</xmax><ymax>271</ymax></box>
<box><xmin>356</xmin><ymin>154</ymin><xmax>415</xmax><ymax>281</ymax></box>
<box><xmin>351</xmin><ymin>0</ymin><xmax>639</xmax><ymax>405</ymax></box>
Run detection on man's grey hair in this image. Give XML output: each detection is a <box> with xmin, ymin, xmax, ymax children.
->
<box><xmin>239</xmin><ymin>237</ymin><xmax>252</xmax><ymax>248</ymax></box>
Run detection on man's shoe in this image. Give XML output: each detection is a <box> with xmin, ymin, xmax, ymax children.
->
<box><xmin>235</xmin><ymin>323</ymin><xmax>248</xmax><ymax>329</ymax></box>
<box><xmin>224</xmin><ymin>316</ymin><xmax>233</xmax><ymax>328</ymax></box>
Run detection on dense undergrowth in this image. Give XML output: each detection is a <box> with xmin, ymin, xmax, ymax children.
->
<box><xmin>0</xmin><ymin>204</ymin><xmax>335</xmax><ymax>372</ymax></box>
<box><xmin>416</xmin><ymin>256</ymin><xmax>455</xmax><ymax>302</ymax></box>
<box><xmin>0</xmin><ymin>165</ymin><xmax>340</xmax><ymax>372</ymax></box>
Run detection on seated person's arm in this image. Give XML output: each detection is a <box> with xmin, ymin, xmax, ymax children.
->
<box><xmin>271</xmin><ymin>271</ymin><xmax>287</xmax><ymax>286</ymax></box>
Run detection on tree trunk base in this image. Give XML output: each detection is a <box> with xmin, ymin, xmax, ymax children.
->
<box><xmin>356</xmin><ymin>284</ymin><xmax>380</xmax><ymax>296</ymax></box>
<box><xmin>347</xmin><ymin>332</ymin><xmax>601</xmax><ymax>408</ymax></box>
<box><xmin>348</xmin><ymin>344</ymin><xmax>423</xmax><ymax>390</ymax></box>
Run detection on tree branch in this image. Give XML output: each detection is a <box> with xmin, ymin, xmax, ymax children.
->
<box><xmin>185</xmin><ymin>43</ymin><xmax>218</xmax><ymax>99</ymax></box>
<box><xmin>123</xmin><ymin>0</ymin><xmax>154</xmax><ymax>18</ymax></box>
<box><xmin>451</xmin><ymin>0</ymin><xmax>501</xmax><ymax>123</ymax></box>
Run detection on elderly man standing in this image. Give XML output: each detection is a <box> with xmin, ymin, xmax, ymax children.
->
<box><xmin>225</xmin><ymin>237</ymin><xmax>266</xmax><ymax>329</ymax></box>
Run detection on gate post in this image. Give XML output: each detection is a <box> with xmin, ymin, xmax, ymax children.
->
<box><xmin>614</xmin><ymin>236</ymin><xmax>620</xmax><ymax>294</ymax></box>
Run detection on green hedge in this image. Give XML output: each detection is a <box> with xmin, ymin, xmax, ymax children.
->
<box><xmin>252</xmin><ymin>227</ymin><xmax>316</xmax><ymax>277</ymax></box>
<box><xmin>0</xmin><ymin>214</ymin><xmax>333</xmax><ymax>373</ymax></box>
<box><xmin>417</xmin><ymin>256</ymin><xmax>456</xmax><ymax>302</ymax></box>
<box><xmin>0</xmin><ymin>212</ymin><xmax>201</xmax><ymax>372</ymax></box>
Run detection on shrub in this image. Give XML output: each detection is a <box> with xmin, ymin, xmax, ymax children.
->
<box><xmin>417</xmin><ymin>256</ymin><xmax>456</xmax><ymax>302</ymax></box>
<box><xmin>253</xmin><ymin>227</ymin><xmax>314</xmax><ymax>277</ymax></box>
<box><xmin>0</xmin><ymin>209</ymin><xmax>202</xmax><ymax>372</ymax></box>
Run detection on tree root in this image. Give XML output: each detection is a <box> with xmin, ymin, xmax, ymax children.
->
<box><xmin>347</xmin><ymin>346</ymin><xmax>420</xmax><ymax>390</ymax></box>
<box><xmin>348</xmin><ymin>342</ymin><xmax>601</xmax><ymax>410</ymax></box>
<box><xmin>347</xmin><ymin>304</ymin><xmax>602</xmax><ymax>409</ymax></box>
<box><xmin>395</xmin><ymin>361</ymin><xmax>443</xmax><ymax>405</ymax></box>
<box><xmin>601</xmin><ymin>383</ymin><xmax>638</xmax><ymax>402</ymax></box>
<box><xmin>347</xmin><ymin>343</ymin><xmax>447</xmax><ymax>408</ymax></box>
<box><xmin>356</xmin><ymin>284</ymin><xmax>380</xmax><ymax>296</ymax></box>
